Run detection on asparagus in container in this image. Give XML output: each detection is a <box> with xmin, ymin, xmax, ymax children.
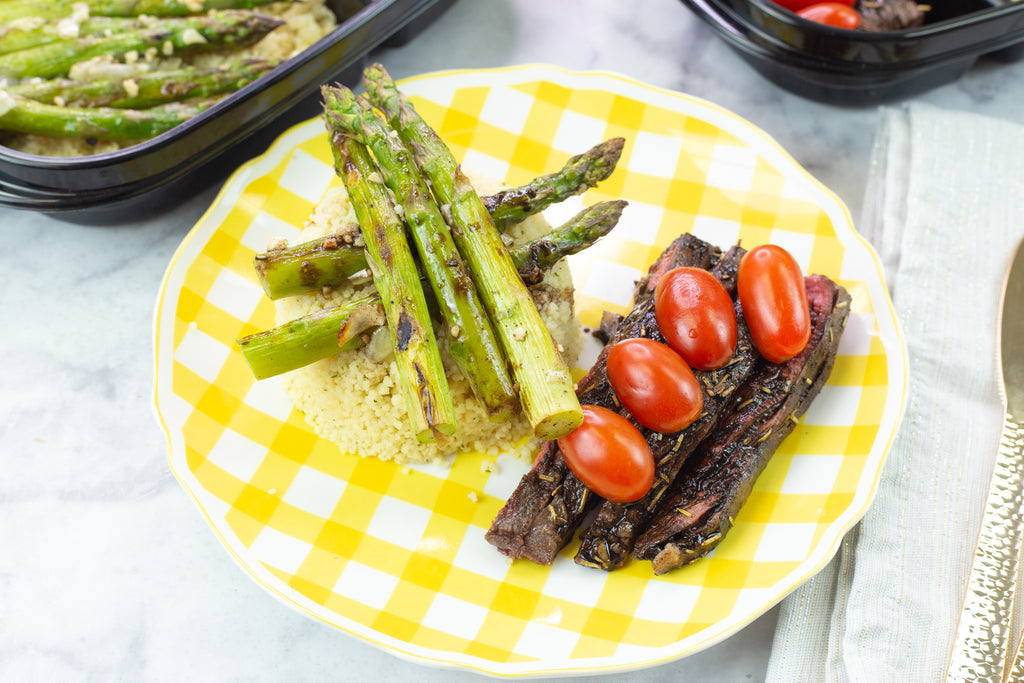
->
<box><xmin>0</xmin><ymin>0</ymin><xmax>338</xmax><ymax>155</ymax></box>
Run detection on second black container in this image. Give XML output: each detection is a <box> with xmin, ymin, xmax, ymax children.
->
<box><xmin>681</xmin><ymin>0</ymin><xmax>1024</xmax><ymax>104</ymax></box>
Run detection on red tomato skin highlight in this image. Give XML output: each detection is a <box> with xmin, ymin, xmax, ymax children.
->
<box><xmin>557</xmin><ymin>405</ymin><xmax>655</xmax><ymax>504</ymax></box>
<box><xmin>653</xmin><ymin>267</ymin><xmax>737</xmax><ymax>370</ymax></box>
<box><xmin>796</xmin><ymin>2</ymin><xmax>861</xmax><ymax>28</ymax></box>
<box><xmin>606</xmin><ymin>338</ymin><xmax>703</xmax><ymax>433</ymax></box>
<box><xmin>738</xmin><ymin>245</ymin><xmax>812</xmax><ymax>364</ymax></box>
<box><xmin>770</xmin><ymin>0</ymin><xmax>853</xmax><ymax>11</ymax></box>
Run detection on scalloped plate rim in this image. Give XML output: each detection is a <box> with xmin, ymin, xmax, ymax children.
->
<box><xmin>152</xmin><ymin>64</ymin><xmax>908</xmax><ymax>678</ymax></box>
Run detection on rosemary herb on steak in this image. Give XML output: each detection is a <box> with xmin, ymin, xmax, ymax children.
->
<box><xmin>484</xmin><ymin>233</ymin><xmax>723</xmax><ymax>564</ymax></box>
<box><xmin>573</xmin><ymin>255</ymin><xmax>759</xmax><ymax>570</ymax></box>
<box><xmin>634</xmin><ymin>275</ymin><xmax>851</xmax><ymax>574</ymax></box>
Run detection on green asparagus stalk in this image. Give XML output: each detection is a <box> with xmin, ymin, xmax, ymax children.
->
<box><xmin>254</xmin><ymin>231</ymin><xmax>371</xmax><ymax>299</ymax></box>
<box><xmin>0</xmin><ymin>10</ymin><xmax>283</xmax><ymax>80</ymax></box>
<box><xmin>359</xmin><ymin>63</ymin><xmax>583</xmax><ymax>440</ymax></box>
<box><xmin>362</xmin><ymin>68</ymin><xmax>624</xmax><ymax>233</ymax></box>
<box><xmin>253</xmin><ymin>138</ymin><xmax>629</xmax><ymax>297</ymax></box>
<box><xmin>239</xmin><ymin>200</ymin><xmax>626</xmax><ymax>378</ymax></box>
<box><xmin>6</xmin><ymin>60</ymin><xmax>275</xmax><ymax>108</ymax></box>
<box><xmin>512</xmin><ymin>199</ymin><xmax>627</xmax><ymax>285</ymax></box>
<box><xmin>0</xmin><ymin>0</ymin><xmax>293</xmax><ymax>21</ymax></box>
<box><xmin>0</xmin><ymin>17</ymin><xmax>133</xmax><ymax>56</ymax></box>
<box><xmin>329</xmin><ymin>129</ymin><xmax>457</xmax><ymax>443</ymax></box>
<box><xmin>483</xmin><ymin>138</ymin><xmax>626</xmax><ymax>231</ymax></box>
<box><xmin>0</xmin><ymin>89</ymin><xmax>204</xmax><ymax>139</ymax></box>
<box><xmin>255</xmin><ymin>199</ymin><xmax>627</xmax><ymax>298</ymax></box>
<box><xmin>236</xmin><ymin>295</ymin><xmax>384</xmax><ymax>380</ymax></box>
<box><xmin>322</xmin><ymin>85</ymin><xmax>519</xmax><ymax>424</ymax></box>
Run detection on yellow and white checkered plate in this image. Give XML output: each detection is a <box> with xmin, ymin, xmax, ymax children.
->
<box><xmin>153</xmin><ymin>65</ymin><xmax>907</xmax><ymax>677</ymax></box>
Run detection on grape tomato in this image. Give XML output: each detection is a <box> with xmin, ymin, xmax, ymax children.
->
<box><xmin>557</xmin><ymin>405</ymin><xmax>654</xmax><ymax>503</ymax></box>
<box><xmin>796</xmin><ymin>2</ymin><xmax>861</xmax><ymax>28</ymax></box>
<box><xmin>653</xmin><ymin>266</ymin><xmax>737</xmax><ymax>370</ymax></box>
<box><xmin>737</xmin><ymin>244</ymin><xmax>812</xmax><ymax>364</ymax></box>
<box><xmin>607</xmin><ymin>338</ymin><xmax>703</xmax><ymax>433</ymax></box>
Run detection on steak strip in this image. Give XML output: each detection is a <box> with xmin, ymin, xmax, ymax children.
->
<box><xmin>574</xmin><ymin>247</ymin><xmax>758</xmax><ymax>570</ymax></box>
<box><xmin>856</xmin><ymin>0</ymin><xmax>926</xmax><ymax>31</ymax></box>
<box><xmin>484</xmin><ymin>233</ymin><xmax>721</xmax><ymax>563</ymax></box>
<box><xmin>634</xmin><ymin>275</ymin><xmax>851</xmax><ymax>574</ymax></box>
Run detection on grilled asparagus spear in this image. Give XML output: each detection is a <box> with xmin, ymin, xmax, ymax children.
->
<box><xmin>239</xmin><ymin>201</ymin><xmax>625</xmax><ymax>378</ymax></box>
<box><xmin>255</xmin><ymin>198</ymin><xmax>627</xmax><ymax>299</ymax></box>
<box><xmin>0</xmin><ymin>89</ymin><xmax>204</xmax><ymax>139</ymax></box>
<box><xmin>0</xmin><ymin>17</ymin><xmax>136</xmax><ymax>56</ymax></box>
<box><xmin>329</xmin><ymin>131</ymin><xmax>456</xmax><ymax>443</ymax></box>
<box><xmin>0</xmin><ymin>10</ymin><xmax>283</xmax><ymax>80</ymax></box>
<box><xmin>511</xmin><ymin>199</ymin><xmax>626</xmax><ymax>285</ymax></box>
<box><xmin>362</xmin><ymin>69</ymin><xmax>623</xmax><ymax>232</ymax></box>
<box><xmin>360</xmin><ymin>63</ymin><xmax>582</xmax><ymax>440</ymax></box>
<box><xmin>254</xmin><ymin>231</ymin><xmax>371</xmax><ymax>300</ymax></box>
<box><xmin>249</xmin><ymin>135</ymin><xmax>626</xmax><ymax>298</ymax></box>
<box><xmin>6</xmin><ymin>60</ymin><xmax>275</xmax><ymax>108</ymax></box>
<box><xmin>484</xmin><ymin>138</ymin><xmax>625</xmax><ymax>231</ymax></box>
<box><xmin>322</xmin><ymin>85</ymin><xmax>518</xmax><ymax>424</ymax></box>
<box><xmin>237</xmin><ymin>295</ymin><xmax>384</xmax><ymax>380</ymax></box>
<box><xmin>0</xmin><ymin>0</ymin><xmax>293</xmax><ymax>21</ymax></box>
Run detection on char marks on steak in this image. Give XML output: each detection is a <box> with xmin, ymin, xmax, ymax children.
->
<box><xmin>484</xmin><ymin>233</ymin><xmax>721</xmax><ymax>564</ymax></box>
<box><xmin>633</xmin><ymin>275</ymin><xmax>851</xmax><ymax>574</ymax></box>
<box><xmin>592</xmin><ymin>310</ymin><xmax>624</xmax><ymax>345</ymax></box>
<box><xmin>574</xmin><ymin>246</ymin><xmax>759</xmax><ymax>570</ymax></box>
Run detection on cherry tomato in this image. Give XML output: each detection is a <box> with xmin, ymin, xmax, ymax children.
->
<box><xmin>769</xmin><ymin>0</ymin><xmax>853</xmax><ymax>11</ymax></box>
<box><xmin>738</xmin><ymin>244</ymin><xmax>812</xmax><ymax>364</ymax></box>
<box><xmin>654</xmin><ymin>266</ymin><xmax>737</xmax><ymax>370</ymax></box>
<box><xmin>796</xmin><ymin>2</ymin><xmax>861</xmax><ymax>29</ymax></box>
<box><xmin>607</xmin><ymin>338</ymin><xmax>703</xmax><ymax>433</ymax></box>
<box><xmin>557</xmin><ymin>405</ymin><xmax>654</xmax><ymax>503</ymax></box>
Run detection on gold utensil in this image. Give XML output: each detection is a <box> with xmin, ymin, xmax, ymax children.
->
<box><xmin>1007</xmin><ymin>629</ymin><xmax>1024</xmax><ymax>682</ymax></box>
<box><xmin>945</xmin><ymin>237</ymin><xmax>1024</xmax><ymax>682</ymax></box>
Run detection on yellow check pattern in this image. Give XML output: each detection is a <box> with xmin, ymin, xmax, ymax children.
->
<box><xmin>154</xmin><ymin>66</ymin><xmax>905</xmax><ymax>676</ymax></box>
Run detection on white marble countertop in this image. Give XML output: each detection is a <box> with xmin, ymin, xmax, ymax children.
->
<box><xmin>3</xmin><ymin>1</ymin><xmax>1024</xmax><ymax>680</ymax></box>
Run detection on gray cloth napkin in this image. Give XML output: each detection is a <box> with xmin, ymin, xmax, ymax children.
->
<box><xmin>765</xmin><ymin>102</ymin><xmax>1024</xmax><ymax>682</ymax></box>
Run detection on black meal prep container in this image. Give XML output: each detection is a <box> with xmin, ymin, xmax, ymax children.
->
<box><xmin>680</xmin><ymin>0</ymin><xmax>1024</xmax><ymax>105</ymax></box>
<box><xmin>0</xmin><ymin>0</ymin><xmax>455</xmax><ymax>223</ymax></box>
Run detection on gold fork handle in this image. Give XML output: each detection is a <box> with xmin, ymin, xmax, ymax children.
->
<box><xmin>1007</xmin><ymin>629</ymin><xmax>1024</xmax><ymax>683</ymax></box>
<box><xmin>945</xmin><ymin>415</ymin><xmax>1024</xmax><ymax>683</ymax></box>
